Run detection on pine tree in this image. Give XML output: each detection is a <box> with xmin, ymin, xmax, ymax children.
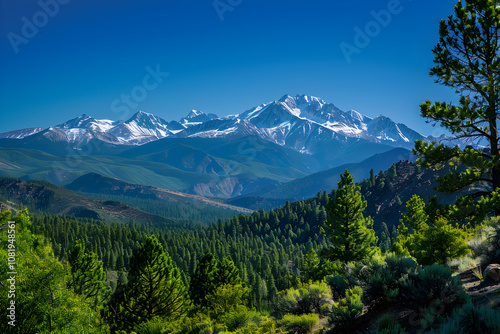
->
<box><xmin>67</xmin><ymin>239</ymin><xmax>107</xmax><ymax>303</ymax></box>
<box><xmin>369</xmin><ymin>169</ymin><xmax>376</xmax><ymax>188</ymax></box>
<box><xmin>323</xmin><ymin>169</ymin><xmax>378</xmax><ymax>262</ymax></box>
<box><xmin>414</xmin><ymin>0</ymin><xmax>500</xmax><ymax>222</ymax></box>
<box><xmin>379</xmin><ymin>222</ymin><xmax>392</xmax><ymax>253</ymax></box>
<box><xmin>189</xmin><ymin>253</ymin><xmax>220</xmax><ymax>307</ymax></box>
<box><xmin>115</xmin><ymin>235</ymin><xmax>189</xmax><ymax>329</ymax></box>
<box><xmin>302</xmin><ymin>249</ymin><xmax>321</xmax><ymax>282</ymax></box>
<box><xmin>218</xmin><ymin>255</ymin><xmax>241</xmax><ymax>286</ymax></box>
<box><xmin>392</xmin><ymin>195</ymin><xmax>470</xmax><ymax>265</ymax></box>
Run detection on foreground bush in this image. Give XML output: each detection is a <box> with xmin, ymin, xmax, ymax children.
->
<box><xmin>429</xmin><ymin>302</ymin><xmax>500</xmax><ymax>334</ymax></box>
<box><xmin>273</xmin><ymin>282</ymin><xmax>332</xmax><ymax>316</ymax></box>
<box><xmin>329</xmin><ymin>286</ymin><xmax>364</xmax><ymax>332</ymax></box>
<box><xmin>353</xmin><ymin>253</ymin><xmax>418</xmax><ymax>306</ymax></box>
<box><xmin>281</xmin><ymin>313</ymin><xmax>319</xmax><ymax>334</ymax></box>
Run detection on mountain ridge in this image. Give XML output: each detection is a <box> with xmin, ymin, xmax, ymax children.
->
<box><xmin>0</xmin><ymin>94</ymin><xmax>429</xmax><ymax>157</ymax></box>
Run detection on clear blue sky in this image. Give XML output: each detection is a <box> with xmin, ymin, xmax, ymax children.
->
<box><xmin>0</xmin><ymin>0</ymin><xmax>458</xmax><ymax>135</ymax></box>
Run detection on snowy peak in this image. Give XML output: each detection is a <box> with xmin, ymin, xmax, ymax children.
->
<box><xmin>126</xmin><ymin>110</ymin><xmax>169</xmax><ymax>128</ymax></box>
<box><xmin>180</xmin><ymin>110</ymin><xmax>218</xmax><ymax>126</ymax></box>
<box><xmin>57</xmin><ymin>114</ymin><xmax>117</xmax><ymax>132</ymax></box>
<box><xmin>0</xmin><ymin>94</ymin><xmax>428</xmax><ymax>153</ymax></box>
<box><xmin>0</xmin><ymin>128</ymin><xmax>46</xmax><ymax>139</ymax></box>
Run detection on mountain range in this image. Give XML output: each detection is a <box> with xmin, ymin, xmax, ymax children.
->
<box><xmin>0</xmin><ymin>94</ymin><xmax>439</xmax><ymax>201</ymax></box>
<box><xmin>0</xmin><ymin>94</ymin><xmax>426</xmax><ymax>153</ymax></box>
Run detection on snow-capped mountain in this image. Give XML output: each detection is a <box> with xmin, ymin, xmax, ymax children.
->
<box><xmin>0</xmin><ymin>127</ymin><xmax>45</xmax><ymax>139</ymax></box>
<box><xmin>180</xmin><ymin>110</ymin><xmax>218</xmax><ymax>127</ymax></box>
<box><xmin>0</xmin><ymin>110</ymin><xmax>219</xmax><ymax>149</ymax></box>
<box><xmin>175</xmin><ymin>94</ymin><xmax>426</xmax><ymax>153</ymax></box>
<box><xmin>56</xmin><ymin>114</ymin><xmax>118</xmax><ymax>132</ymax></box>
<box><xmin>0</xmin><ymin>94</ymin><xmax>427</xmax><ymax>156</ymax></box>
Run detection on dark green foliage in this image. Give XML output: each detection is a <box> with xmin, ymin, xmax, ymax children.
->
<box><xmin>81</xmin><ymin>192</ymin><xmax>240</xmax><ymax>225</ymax></box>
<box><xmin>369</xmin><ymin>168</ymin><xmax>376</xmax><ymax>188</ymax></box>
<box><xmin>67</xmin><ymin>239</ymin><xmax>107</xmax><ymax>304</ymax></box>
<box><xmin>392</xmin><ymin>195</ymin><xmax>470</xmax><ymax>265</ymax></box>
<box><xmin>189</xmin><ymin>253</ymin><xmax>220</xmax><ymax>307</ymax></box>
<box><xmin>112</xmin><ymin>235</ymin><xmax>189</xmax><ymax>330</ymax></box>
<box><xmin>376</xmin><ymin>313</ymin><xmax>405</xmax><ymax>334</ymax></box>
<box><xmin>323</xmin><ymin>169</ymin><xmax>378</xmax><ymax>263</ymax></box>
<box><xmin>388</xmin><ymin>164</ymin><xmax>397</xmax><ymax>180</ymax></box>
<box><xmin>379</xmin><ymin>222</ymin><xmax>392</xmax><ymax>253</ymax></box>
<box><xmin>353</xmin><ymin>254</ymin><xmax>418</xmax><ymax>307</ymax></box>
<box><xmin>430</xmin><ymin>302</ymin><xmax>500</xmax><ymax>334</ymax></box>
<box><xmin>329</xmin><ymin>286</ymin><xmax>364</xmax><ymax>332</ymax></box>
<box><xmin>218</xmin><ymin>255</ymin><xmax>241</xmax><ymax>286</ymax></box>
<box><xmin>398</xmin><ymin>264</ymin><xmax>468</xmax><ymax>318</ymax></box>
<box><xmin>301</xmin><ymin>249</ymin><xmax>342</xmax><ymax>282</ymax></box>
<box><xmin>325</xmin><ymin>274</ymin><xmax>354</xmax><ymax>300</ymax></box>
<box><xmin>414</xmin><ymin>0</ymin><xmax>500</xmax><ymax>222</ymax></box>
<box><xmin>32</xmin><ymin>190</ymin><xmax>330</xmax><ymax>311</ymax></box>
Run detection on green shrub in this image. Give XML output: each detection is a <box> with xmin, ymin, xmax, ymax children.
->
<box><xmin>325</xmin><ymin>273</ymin><xmax>356</xmax><ymax>299</ymax></box>
<box><xmin>377</xmin><ymin>313</ymin><xmax>398</xmax><ymax>332</ymax></box>
<box><xmin>469</xmin><ymin>219</ymin><xmax>500</xmax><ymax>266</ymax></box>
<box><xmin>329</xmin><ymin>286</ymin><xmax>364</xmax><ymax>332</ymax></box>
<box><xmin>430</xmin><ymin>302</ymin><xmax>500</xmax><ymax>334</ymax></box>
<box><xmin>281</xmin><ymin>313</ymin><xmax>319</xmax><ymax>334</ymax></box>
<box><xmin>273</xmin><ymin>282</ymin><xmax>332</xmax><ymax>317</ymax></box>
<box><xmin>354</xmin><ymin>253</ymin><xmax>418</xmax><ymax>306</ymax></box>
<box><xmin>373</xmin><ymin>313</ymin><xmax>405</xmax><ymax>334</ymax></box>
<box><xmin>398</xmin><ymin>264</ymin><xmax>468</xmax><ymax>328</ymax></box>
<box><xmin>256</xmin><ymin>318</ymin><xmax>282</xmax><ymax>334</ymax></box>
<box><xmin>224</xmin><ymin>305</ymin><xmax>250</xmax><ymax>331</ymax></box>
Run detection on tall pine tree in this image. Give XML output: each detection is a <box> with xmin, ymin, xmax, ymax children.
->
<box><xmin>113</xmin><ymin>235</ymin><xmax>189</xmax><ymax>329</ymax></box>
<box><xmin>414</xmin><ymin>0</ymin><xmax>500</xmax><ymax>222</ymax></box>
<box><xmin>323</xmin><ymin>170</ymin><xmax>378</xmax><ymax>262</ymax></box>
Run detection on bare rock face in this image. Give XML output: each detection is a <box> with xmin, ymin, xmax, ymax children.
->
<box><xmin>483</xmin><ymin>264</ymin><xmax>500</xmax><ymax>283</ymax></box>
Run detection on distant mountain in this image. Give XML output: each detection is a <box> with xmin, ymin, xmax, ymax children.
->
<box><xmin>0</xmin><ymin>94</ymin><xmax>447</xmax><ymax>199</ymax></box>
<box><xmin>66</xmin><ymin>172</ymin><xmax>252</xmax><ymax>214</ymax></box>
<box><xmin>180</xmin><ymin>110</ymin><xmax>218</xmax><ymax>127</ymax></box>
<box><xmin>0</xmin><ymin>177</ymin><xmax>178</xmax><ymax>226</ymax></box>
<box><xmin>0</xmin><ymin>127</ymin><xmax>45</xmax><ymax>139</ymax></box>
<box><xmin>174</xmin><ymin>94</ymin><xmax>426</xmax><ymax>154</ymax></box>
<box><xmin>0</xmin><ymin>141</ymin><xmax>310</xmax><ymax>199</ymax></box>
<box><xmin>261</xmin><ymin>147</ymin><xmax>417</xmax><ymax>201</ymax></box>
<box><xmin>0</xmin><ymin>94</ymin><xmax>428</xmax><ymax>158</ymax></box>
<box><xmin>362</xmin><ymin>160</ymin><xmax>460</xmax><ymax>231</ymax></box>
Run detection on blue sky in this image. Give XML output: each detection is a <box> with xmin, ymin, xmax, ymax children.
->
<box><xmin>1</xmin><ymin>0</ymin><xmax>458</xmax><ymax>135</ymax></box>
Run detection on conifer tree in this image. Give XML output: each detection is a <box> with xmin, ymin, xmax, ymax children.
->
<box><xmin>392</xmin><ymin>195</ymin><xmax>470</xmax><ymax>265</ymax></box>
<box><xmin>414</xmin><ymin>0</ymin><xmax>500</xmax><ymax>222</ymax></box>
<box><xmin>218</xmin><ymin>255</ymin><xmax>241</xmax><ymax>286</ymax></box>
<box><xmin>189</xmin><ymin>253</ymin><xmax>220</xmax><ymax>307</ymax></box>
<box><xmin>114</xmin><ymin>235</ymin><xmax>189</xmax><ymax>329</ymax></box>
<box><xmin>323</xmin><ymin>169</ymin><xmax>378</xmax><ymax>262</ymax></box>
<box><xmin>369</xmin><ymin>169</ymin><xmax>376</xmax><ymax>187</ymax></box>
<box><xmin>67</xmin><ymin>239</ymin><xmax>107</xmax><ymax>303</ymax></box>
